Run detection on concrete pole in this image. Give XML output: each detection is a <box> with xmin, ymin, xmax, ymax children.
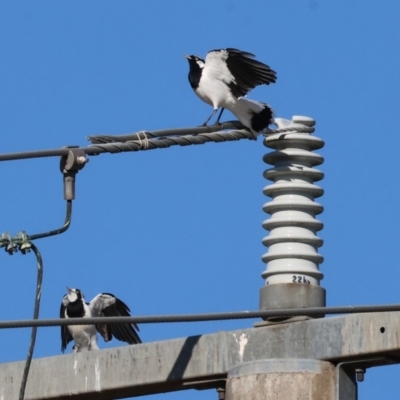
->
<box><xmin>225</xmin><ymin>359</ymin><xmax>357</xmax><ymax>400</ymax></box>
<box><xmin>259</xmin><ymin>116</ymin><xmax>326</xmax><ymax>312</ymax></box>
<box><xmin>225</xmin><ymin>359</ymin><xmax>336</xmax><ymax>400</ymax></box>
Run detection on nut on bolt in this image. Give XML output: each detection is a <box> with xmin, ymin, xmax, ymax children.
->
<box><xmin>76</xmin><ymin>155</ymin><xmax>88</xmax><ymax>165</ymax></box>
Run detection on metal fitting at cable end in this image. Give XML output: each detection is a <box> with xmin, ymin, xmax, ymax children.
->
<box><xmin>60</xmin><ymin>147</ymin><xmax>89</xmax><ymax>200</ymax></box>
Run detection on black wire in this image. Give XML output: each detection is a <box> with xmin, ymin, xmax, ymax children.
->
<box><xmin>19</xmin><ymin>243</ymin><xmax>43</xmax><ymax>400</ymax></box>
<box><xmin>0</xmin><ymin>200</ymin><xmax>73</xmax><ymax>251</ymax></box>
<box><xmin>0</xmin><ymin>148</ymin><xmax>70</xmax><ymax>162</ymax></box>
<box><xmin>28</xmin><ymin>200</ymin><xmax>72</xmax><ymax>241</ymax></box>
<box><xmin>1</xmin><ymin>304</ymin><xmax>400</xmax><ymax>330</ymax></box>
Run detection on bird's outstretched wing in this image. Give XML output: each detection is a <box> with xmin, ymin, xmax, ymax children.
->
<box><xmin>90</xmin><ymin>293</ymin><xmax>141</xmax><ymax>345</ymax></box>
<box><xmin>60</xmin><ymin>294</ymin><xmax>74</xmax><ymax>353</ymax></box>
<box><xmin>205</xmin><ymin>48</ymin><xmax>277</xmax><ymax>97</ymax></box>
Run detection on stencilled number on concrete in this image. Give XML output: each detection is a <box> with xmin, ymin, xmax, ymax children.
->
<box><xmin>292</xmin><ymin>275</ymin><xmax>311</xmax><ymax>284</ymax></box>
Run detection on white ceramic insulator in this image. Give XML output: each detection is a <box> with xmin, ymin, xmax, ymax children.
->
<box><xmin>261</xmin><ymin>116</ymin><xmax>324</xmax><ymax>286</ymax></box>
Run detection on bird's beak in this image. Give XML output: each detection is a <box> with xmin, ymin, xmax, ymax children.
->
<box><xmin>66</xmin><ymin>287</ymin><xmax>72</xmax><ymax>293</ymax></box>
<box><xmin>184</xmin><ymin>54</ymin><xmax>190</xmax><ymax>59</ymax></box>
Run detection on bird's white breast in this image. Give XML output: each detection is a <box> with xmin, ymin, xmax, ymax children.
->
<box><xmin>67</xmin><ymin>303</ymin><xmax>97</xmax><ymax>350</ymax></box>
<box><xmin>194</xmin><ymin>52</ymin><xmax>237</xmax><ymax>109</ymax></box>
<box><xmin>195</xmin><ymin>76</ymin><xmax>236</xmax><ymax>109</ymax></box>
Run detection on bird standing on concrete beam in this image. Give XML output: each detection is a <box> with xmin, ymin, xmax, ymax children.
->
<box><xmin>60</xmin><ymin>287</ymin><xmax>141</xmax><ymax>353</ymax></box>
<box><xmin>184</xmin><ymin>48</ymin><xmax>277</xmax><ymax>135</ymax></box>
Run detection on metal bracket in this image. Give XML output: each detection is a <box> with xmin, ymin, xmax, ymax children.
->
<box><xmin>335</xmin><ymin>360</ymin><xmax>361</xmax><ymax>400</ymax></box>
<box><xmin>60</xmin><ymin>147</ymin><xmax>88</xmax><ymax>200</ymax></box>
<box><xmin>1</xmin><ymin>233</ymin><xmax>17</xmax><ymax>255</ymax></box>
<box><xmin>16</xmin><ymin>231</ymin><xmax>32</xmax><ymax>254</ymax></box>
<box><xmin>335</xmin><ymin>356</ymin><xmax>398</xmax><ymax>400</ymax></box>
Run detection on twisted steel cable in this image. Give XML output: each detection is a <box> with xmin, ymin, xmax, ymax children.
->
<box><xmin>0</xmin><ymin>120</ymin><xmax>314</xmax><ymax>163</ymax></box>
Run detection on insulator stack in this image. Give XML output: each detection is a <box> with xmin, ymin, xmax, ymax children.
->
<box><xmin>259</xmin><ymin>116</ymin><xmax>326</xmax><ymax>314</ymax></box>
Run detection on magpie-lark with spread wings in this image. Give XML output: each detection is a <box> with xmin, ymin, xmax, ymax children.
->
<box><xmin>60</xmin><ymin>287</ymin><xmax>141</xmax><ymax>353</ymax></box>
<box><xmin>184</xmin><ymin>48</ymin><xmax>277</xmax><ymax>135</ymax></box>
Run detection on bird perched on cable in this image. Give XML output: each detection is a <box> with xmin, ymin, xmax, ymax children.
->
<box><xmin>184</xmin><ymin>48</ymin><xmax>277</xmax><ymax>135</ymax></box>
<box><xmin>60</xmin><ymin>287</ymin><xmax>141</xmax><ymax>353</ymax></box>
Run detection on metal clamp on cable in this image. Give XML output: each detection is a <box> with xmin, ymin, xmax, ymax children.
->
<box><xmin>60</xmin><ymin>147</ymin><xmax>89</xmax><ymax>200</ymax></box>
<box><xmin>1</xmin><ymin>233</ymin><xmax>18</xmax><ymax>255</ymax></box>
<box><xmin>17</xmin><ymin>231</ymin><xmax>32</xmax><ymax>254</ymax></box>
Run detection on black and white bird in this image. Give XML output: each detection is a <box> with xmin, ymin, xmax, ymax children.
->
<box><xmin>184</xmin><ymin>48</ymin><xmax>277</xmax><ymax>135</ymax></box>
<box><xmin>60</xmin><ymin>287</ymin><xmax>141</xmax><ymax>353</ymax></box>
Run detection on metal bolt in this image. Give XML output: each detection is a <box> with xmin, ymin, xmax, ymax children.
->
<box><xmin>216</xmin><ymin>387</ymin><xmax>225</xmax><ymax>400</ymax></box>
<box><xmin>355</xmin><ymin>367</ymin><xmax>366</xmax><ymax>382</ymax></box>
<box><xmin>77</xmin><ymin>155</ymin><xmax>88</xmax><ymax>165</ymax></box>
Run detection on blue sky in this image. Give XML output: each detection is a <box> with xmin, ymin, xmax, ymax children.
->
<box><xmin>1</xmin><ymin>1</ymin><xmax>400</xmax><ymax>399</ymax></box>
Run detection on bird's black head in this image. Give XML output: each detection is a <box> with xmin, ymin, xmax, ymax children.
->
<box><xmin>67</xmin><ymin>287</ymin><xmax>83</xmax><ymax>303</ymax></box>
<box><xmin>184</xmin><ymin>54</ymin><xmax>204</xmax><ymax>89</ymax></box>
<box><xmin>184</xmin><ymin>54</ymin><xmax>205</xmax><ymax>68</ymax></box>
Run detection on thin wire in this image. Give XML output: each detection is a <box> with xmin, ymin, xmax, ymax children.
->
<box><xmin>19</xmin><ymin>243</ymin><xmax>43</xmax><ymax>400</ymax></box>
<box><xmin>1</xmin><ymin>304</ymin><xmax>400</xmax><ymax>330</ymax></box>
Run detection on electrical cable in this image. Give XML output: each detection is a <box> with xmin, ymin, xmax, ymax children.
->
<box><xmin>0</xmin><ymin>120</ymin><xmax>312</xmax><ymax>163</ymax></box>
<box><xmin>86</xmin><ymin>121</ymin><xmax>246</xmax><ymax>144</ymax></box>
<box><xmin>28</xmin><ymin>200</ymin><xmax>72</xmax><ymax>241</ymax></box>
<box><xmin>18</xmin><ymin>243</ymin><xmax>43</xmax><ymax>400</ymax></box>
<box><xmin>0</xmin><ymin>200</ymin><xmax>73</xmax><ymax>251</ymax></box>
<box><xmin>86</xmin><ymin>128</ymin><xmax>256</xmax><ymax>155</ymax></box>
<box><xmin>1</xmin><ymin>304</ymin><xmax>400</xmax><ymax>330</ymax></box>
<box><xmin>0</xmin><ymin>125</ymin><xmax>252</xmax><ymax>162</ymax></box>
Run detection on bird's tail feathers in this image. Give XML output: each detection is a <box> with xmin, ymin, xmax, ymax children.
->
<box><xmin>228</xmin><ymin>97</ymin><xmax>274</xmax><ymax>136</ymax></box>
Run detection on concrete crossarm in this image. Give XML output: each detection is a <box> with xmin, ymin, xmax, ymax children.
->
<box><xmin>2</xmin><ymin>311</ymin><xmax>400</xmax><ymax>400</ymax></box>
